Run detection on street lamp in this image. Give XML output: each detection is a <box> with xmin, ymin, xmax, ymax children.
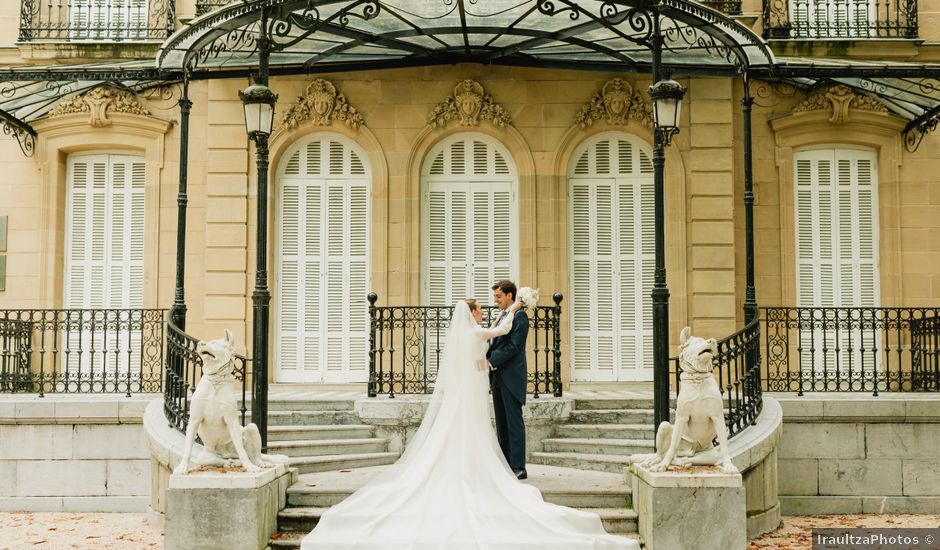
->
<box><xmin>240</xmin><ymin>80</ymin><xmax>277</xmax><ymax>450</ymax></box>
<box><xmin>649</xmin><ymin>77</ymin><xmax>686</xmax><ymax>146</ymax></box>
<box><xmin>647</xmin><ymin>75</ymin><xmax>686</xmax><ymax>431</ymax></box>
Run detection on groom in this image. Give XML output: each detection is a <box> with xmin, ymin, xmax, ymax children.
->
<box><xmin>487</xmin><ymin>280</ymin><xmax>529</xmax><ymax>480</ymax></box>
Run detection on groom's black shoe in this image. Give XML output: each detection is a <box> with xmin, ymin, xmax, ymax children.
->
<box><xmin>514</xmin><ymin>470</ymin><xmax>528</xmax><ymax>480</ymax></box>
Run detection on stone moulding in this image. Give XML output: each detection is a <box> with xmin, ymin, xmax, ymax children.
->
<box><xmin>576</xmin><ymin>78</ymin><xmax>654</xmax><ymax>129</ymax></box>
<box><xmin>791</xmin><ymin>84</ymin><xmax>889</xmax><ymax>126</ymax></box>
<box><xmin>427</xmin><ymin>79</ymin><xmax>512</xmax><ymax>129</ymax></box>
<box><xmin>48</xmin><ymin>86</ymin><xmax>150</xmax><ymax>128</ymax></box>
<box><xmin>281</xmin><ymin>78</ymin><xmax>365</xmax><ymax>130</ymax></box>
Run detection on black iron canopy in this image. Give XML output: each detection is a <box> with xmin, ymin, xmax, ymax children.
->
<box><xmin>157</xmin><ymin>0</ymin><xmax>775</xmax><ymax>75</ymax></box>
<box><xmin>6</xmin><ymin>1</ymin><xmax>940</xmax><ymax>155</ymax></box>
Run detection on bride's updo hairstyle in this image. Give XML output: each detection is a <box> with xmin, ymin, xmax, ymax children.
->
<box><xmin>464</xmin><ymin>298</ymin><xmax>480</xmax><ymax>313</ymax></box>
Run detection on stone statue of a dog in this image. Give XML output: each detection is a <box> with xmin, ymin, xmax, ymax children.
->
<box><xmin>633</xmin><ymin>327</ymin><xmax>737</xmax><ymax>474</ymax></box>
<box><xmin>173</xmin><ymin>329</ymin><xmax>288</xmax><ymax>475</ymax></box>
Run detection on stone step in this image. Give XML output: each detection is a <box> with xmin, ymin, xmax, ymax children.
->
<box><xmin>529</xmin><ymin>451</ymin><xmax>634</xmax><ymax>474</ymax></box>
<box><xmin>268</xmin><ymin>410</ymin><xmax>362</xmax><ymax>426</ymax></box>
<box><xmin>269</xmin><ymin>438</ymin><xmax>388</xmax><ymax>457</ymax></box>
<box><xmin>573</xmin><ymin>398</ymin><xmax>654</xmax><ymax>411</ymax></box>
<box><xmin>268</xmin><ymin>425</ymin><xmax>375</xmax><ymax>442</ymax></box>
<box><xmin>267</xmin><ymin>399</ymin><xmax>355</xmax><ymax>412</ymax></box>
<box><xmin>542</xmin><ymin>437</ymin><xmax>654</xmax><ymax>456</ymax></box>
<box><xmin>568</xmin><ymin>408</ymin><xmax>655</xmax><ymax>425</ymax></box>
<box><xmin>287</xmin><ymin>482</ymin><xmax>631</xmax><ymax>509</ymax></box>
<box><xmin>276</xmin><ymin>506</ymin><xmax>637</xmax><ymax>535</ymax></box>
<box><xmin>554</xmin><ymin>423</ymin><xmax>656</xmax><ymax>440</ymax></box>
<box><xmin>289</xmin><ymin>452</ymin><xmax>400</xmax><ymax>474</ymax></box>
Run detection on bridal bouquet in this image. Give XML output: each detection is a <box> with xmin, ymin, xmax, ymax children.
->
<box><xmin>517</xmin><ymin>287</ymin><xmax>540</xmax><ymax>310</ymax></box>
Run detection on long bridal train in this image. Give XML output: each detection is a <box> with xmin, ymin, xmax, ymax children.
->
<box><xmin>300</xmin><ymin>301</ymin><xmax>638</xmax><ymax>550</ymax></box>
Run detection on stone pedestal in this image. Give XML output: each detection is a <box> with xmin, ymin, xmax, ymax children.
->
<box><xmin>631</xmin><ymin>463</ymin><xmax>745</xmax><ymax>550</ymax></box>
<box><xmin>165</xmin><ymin>464</ymin><xmax>292</xmax><ymax>550</ymax></box>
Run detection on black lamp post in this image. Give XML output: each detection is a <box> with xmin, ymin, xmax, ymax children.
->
<box><xmin>240</xmin><ymin>80</ymin><xmax>277</xmax><ymax>450</ymax></box>
<box><xmin>648</xmin><ymin>74</ymin><xmax>686</xmax><ymax>431</ymax></box>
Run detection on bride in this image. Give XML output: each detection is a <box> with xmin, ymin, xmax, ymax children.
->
<box><xmin>301</xmin><ymin>299</ymin><xmax>639</xmax><ymax>550</ymax></box>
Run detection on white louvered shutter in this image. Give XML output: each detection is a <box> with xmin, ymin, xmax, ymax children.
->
<box><xmin>277</xmin><ymin>137</ymin><xmax>370</xmax><ymax>383</ymax></box>
<box><xmin>570</xmin><ymin>135</ymin><xmax>654</xmax><ymax>382</ymax></box>
<box><xmin>795</xmin><ymin>148</ymin><xmax>880</xmax><ymax>374</ymax></box>
<box><xmin>64</xmin><ymin>154</ymin><xmax>145</xmax><ymax>375</ymax></box>
<box><xmin>423</xmin><ymin>135</ymin><xmax>516</xmax><ymax>306</ymax></box>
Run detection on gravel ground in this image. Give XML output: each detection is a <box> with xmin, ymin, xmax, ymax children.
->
<box><xmin>1</xmin><ymin>512</ymin><xmax>938</xmax><ymax>549</ymax></box>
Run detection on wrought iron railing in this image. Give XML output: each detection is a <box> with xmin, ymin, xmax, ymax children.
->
<box><xmin>368</xmin><ymin>293</ymin><xmax>563</xmax><ymax>398</ymax></box>
<box><xmin>670</xmin><ymin>316</ymin><xmax>762</xmax><ymax>439</ymax></box>
<box><xmin>19</xmin><ymin>0</ymin><xmax>176</xmax><ymax>42</ymax></box>
<box><xmin>702</xmin><ymin>0</ymin><xmax>742</xmax><ymax>16</ymax></box>
<box><xmin>195</xmin><ymin>0</ymin><xmax>232</xmax><ymax>16</ymax></box>
<box><xmin>164</xmin><ymin>321</ymin><xmax>249</xmax><ymax>434</ymax></box>
<box><xmin>762</xmin><ymin>0</ymin><xmax>917</xmax><ymax>39</ymax></box>
<box><xmin>762</xmin><ymin>307</ymin><xmax>940</xmax><ymax>394</ymax></box>
<box><xmin>0</xmin><ymin>308</ymin><xmax>166</xmax><ymax>396</ymax></box>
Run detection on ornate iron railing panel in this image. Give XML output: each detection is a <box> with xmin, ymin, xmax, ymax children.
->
<box><xmin>368</xmin><ymin>293</ymin><xmax>563</xmax><ymax>398</ymax></box>
<box><xmin>703</xmin><ymin>0</ymin><xmax>743</xmax><ymax>16</ymax></box>
<box><xmin>164</xmin><ymin>322</ymin><xmax>249</xmax><ymax>434</ymax></box>
<box><xmin>19</xmin><ymin>0</ymin><xmax>176</xmax><ymax>42</ymax></box>
<box><xmin>0</xmin><ymin>308</ymin><xmax>166</xmax><ymax>395</ymax></box>
<box><xmin>763</xmin><ymin>0</ymin><xmax>917</xmax><ymax>39</ymax></box>
<box><xmin>670</xmin><ymin>316</ymin><xmax>762</xmax><ymax>439</ymax></box>
<box><xmin>762</xmin><ymin>307</ymin><xmax>940</xmax><ymax>394</ymax></box>
<box><xmin>195</xmin><ymin>0</ymin><xmax>232</xmax><ymax>16</ymax></box>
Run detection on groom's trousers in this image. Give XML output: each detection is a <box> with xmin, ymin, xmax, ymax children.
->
<box><xmin>492</xmin><ymin>380</ymin><xmax>526</xmax><ymax>472</ymax></box>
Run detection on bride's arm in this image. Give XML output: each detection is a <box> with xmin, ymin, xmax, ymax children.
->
<box><xmin>472</xmin><ymin>301</ymin><xmax>522</xmax><ymax>340</ymax></box>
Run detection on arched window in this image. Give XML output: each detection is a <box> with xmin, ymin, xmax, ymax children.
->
<box><xmin>568</xmin><ymin>133</ymin><xmax>654</xmax><ymax>382</ymax></box>
<box><xmin>276</xmin><ymin>134</ymin><xmax>371</xmax><ymax>383</ymax></box>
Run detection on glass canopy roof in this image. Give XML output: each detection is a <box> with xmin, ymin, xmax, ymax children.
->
<box><xmin>157</xmin><ymin>0</ymin><xmax>776</xmax><ymax>75</ymax></box>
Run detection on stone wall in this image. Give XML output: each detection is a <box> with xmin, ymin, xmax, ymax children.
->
<box><xmin>776</xmin><ymin>394</ymin><xmax>940</xmax><ymax>514</ymax></box>
<box><xmin>0</xmin><ymin>395</ymin><xmax>152</xmax><ymax>512</ymax></box>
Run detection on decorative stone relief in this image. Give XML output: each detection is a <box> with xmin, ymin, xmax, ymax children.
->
<box><xmin>792</xmin><ymin>84</ymin><xmax>888</xmax><ymax>125</ymax></box>
<box><xmin>576</xmin><ymin>78</ymin><xmax>653</xmax><ymax>129</ymax></box>
<box><xmin>48</xmin><ymin>86</ymin><xmax>150</xmax><ymax>128</ymax></box>
<box><xmin>428</xmin><ymin>79</ymin><xmax>512</xmax><ymax>129</ymax></box>
<box><xmin>281</xmin><ymin>78</ymin><xmax>365</xmax><ymax>130</ymax></box>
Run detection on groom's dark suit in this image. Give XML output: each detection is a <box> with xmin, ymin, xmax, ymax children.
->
<box><xmin>487</xmin><ymin>309</ymin><xmax>528</xmax><ymax>473</ymax></box>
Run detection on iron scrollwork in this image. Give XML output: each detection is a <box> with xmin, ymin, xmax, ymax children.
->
<box><xmin>0</xmin><ymin>111</ymin><xmax>36</xmax><ymax>157</ymax></box>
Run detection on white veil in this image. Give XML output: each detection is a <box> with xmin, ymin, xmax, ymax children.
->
<box><xmin>395</xmin><ymin>299</ymin><xmax>486</xmax><ymax>466</ymax></box>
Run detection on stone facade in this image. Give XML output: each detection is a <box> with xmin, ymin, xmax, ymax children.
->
<box><xmin>776</xmin><ymin>395</ymin><xmax>940</xmax><ymax>514</ymax></box>
<box><xmin>1</xmin><ymin>1</ymin><xmax>940</xmax><ymax>384</ymax></box>
<box><xmin>0</xmin><ymin>395</ymin><xmax>153</xmax><ymax>512</ymax></box>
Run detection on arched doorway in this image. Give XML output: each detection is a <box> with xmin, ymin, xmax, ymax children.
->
<box><xmin>568</xmin><ymin>132</ymin><xmax>655</xmax><ymax>382</ymax></box>
<box><xmin>421</xmin><ymin>133</ymin><xmax>519</xmax><ymax>306</ymax></box>
<box><xmin>275</xmin><ymin>134</ymin><xmax>371</xmax><ymax>383</ymax></box>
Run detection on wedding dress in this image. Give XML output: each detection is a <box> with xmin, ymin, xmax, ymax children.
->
<box><xmin>301</xmin><ymin>301</ymin><xmax>639</xmax><ymax>550</ymax></box>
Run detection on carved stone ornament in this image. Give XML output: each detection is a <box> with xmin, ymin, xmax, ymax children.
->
<box><xmin>576</xmin><ymin>78</ymin><xmax>654</xmax><ymax>129</ymax></box>
<box><xmin>792</xmin><ymin>84</ymin><xmax>889</xmax><ymax>125</ymax></box>
<box><xmin>281</xmin><ymin>79</ymin><xmax>365</xmax><ymax>130</ymax></box>
<box><xmin>428</xmin><ymin>79</ymin><xmax>512</xmax><ymax>129</ymax></box>
<box><xmin>48</xmin><ymin>86</ymin><xmax>149</xmax><ymax>128</ymax></box>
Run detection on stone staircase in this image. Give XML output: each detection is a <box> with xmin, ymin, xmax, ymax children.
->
<box><xmin>267</xmin><ymin>398</ymin><xmax>400</xmax><ymax>474</ymax></box>
<box><xmin>262</xmin><ymin>394</ymin><xmax>654</xmax><ymax>548</ymax></box>
<box><xmin>531</xmin><ymin>398</ymin><xmax>658</xmax><ymax>473</ymax></box>
<box><xmin>267</xmin><ymin>465</ymin><xmax>639</xmax><ymax>549</ymax></box>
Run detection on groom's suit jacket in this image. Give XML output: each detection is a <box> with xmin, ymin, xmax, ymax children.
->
<box><xmin>487</xmin><ymin>309</ymin><xmax>529</xmax><ymax>404</ymax></box>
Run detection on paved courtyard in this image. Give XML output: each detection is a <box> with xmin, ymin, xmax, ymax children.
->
<box><xmin>1</xmin><ymin>511</ymin><xmax>937</xmax><ymax>549</ymax></box>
